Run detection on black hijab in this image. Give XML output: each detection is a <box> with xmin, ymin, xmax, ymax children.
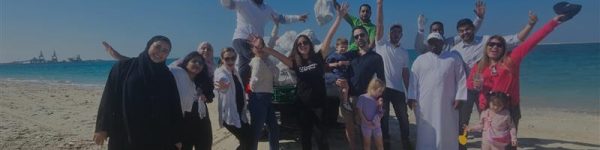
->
<box><xmin>121</xmin><ymin>36</ymin><xmax>183</xmax><ymax>148</ymax></box>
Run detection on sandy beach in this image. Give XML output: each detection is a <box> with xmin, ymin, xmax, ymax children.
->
<box><xmin>0</xmin><ymin>79</ymin><xmax>598</xmax><ymax>150</ymax></box>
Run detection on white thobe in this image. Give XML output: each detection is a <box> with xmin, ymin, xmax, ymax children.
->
<box><xmin>407</xmin><ymin>51</ymin><xmax>468</xmax><ymax>150</ymax></box>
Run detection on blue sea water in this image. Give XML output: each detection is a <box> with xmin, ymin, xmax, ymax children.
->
<box><xmin>1</xmin><ymin>43</ymin><xmax>598</xmax><ymax>110</ymax></box>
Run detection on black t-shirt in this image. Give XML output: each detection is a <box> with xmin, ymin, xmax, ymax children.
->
<box><xmin>293</xmin><ymin>51</ymin><xmax>327</xmax><ymax>108</ymax></box>
<box><xmin>346</xmin><ymin>50</ymin><xmax>386</xmax><ymax>96</ymax></box>
<box><xmin>232</xmin><ymin>74</ymin><xmax>244</xmax><ymax>114</ymax></box>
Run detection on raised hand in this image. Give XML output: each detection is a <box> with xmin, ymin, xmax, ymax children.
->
<box><xmin>553</xmin><ymin>14</ymin><xmax>566</xmax><ymax>23</ymax></box>
<box><xmin>528</xmin><ymin>11</ymin><xmax>538</xmax><ymax>25</ymax></box>
<box><xmin>336</xmin><ymin>2</ymin><xmax>349</xmax><ymax>17</ymax></box>
<box><xmin>417</xmin><ymin>14</ymin><xmax>426</xmax><ymax>32</ymax></box>
<box><xmin>474</xmin><ymin>0</ymin><xmax>486</xmax><ymax>19</ymax></box>
<box><xmin>299</xmin><ymin>13</ymin><xmax>309</xmax><ymax>22</ymax></box>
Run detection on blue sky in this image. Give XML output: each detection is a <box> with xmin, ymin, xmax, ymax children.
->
<box><xmin>1</xmin><ymin>0</ymin><xmax>598</xmax><ymax>63</ymax></box>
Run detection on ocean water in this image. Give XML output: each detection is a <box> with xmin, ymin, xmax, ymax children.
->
<box><xmin>1</xmin><ymin>43</ymin><xmax>598</xmax><ymax>110</ymax></box>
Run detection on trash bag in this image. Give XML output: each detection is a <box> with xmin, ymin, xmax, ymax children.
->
<box><xmin>314</xmin><ymin>0</ymin><xmax>336</xmax><ymax>26</ymax></box>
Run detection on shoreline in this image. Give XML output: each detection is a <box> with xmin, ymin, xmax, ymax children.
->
<box><xmin>0</xmin><ymin>80</ymin><xmax>598</xmax><ymax>149</ymax></box>
<box><xmin>2</xmin><ymin>78</ymin><xmax>598</xmax><ymax>113</ymax></box>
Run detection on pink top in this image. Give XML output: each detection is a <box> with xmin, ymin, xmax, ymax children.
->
<box><xmin>469</xmin><ymin>109</ymin><xmax>517</xmax><ymax>143</ymax></box>
<box><xmin>467</xmin><ymin>20</ymin><xmax>560</xmax><ymax>109</ymax></box>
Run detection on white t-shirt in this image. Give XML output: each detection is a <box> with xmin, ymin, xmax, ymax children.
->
<box><xmin>221</xmin><ymin>0</ymin><xmax>302</xmax><ymax>40</ymax></box>
<box><xmin>375</xmin><ymin>39</ymin><xmax>410</xmax><ymax>93</ymax></box>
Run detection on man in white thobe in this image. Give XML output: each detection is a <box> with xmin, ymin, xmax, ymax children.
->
<box><xmin>408</xmin><ymin>32</ymin><xmax>467</xmax><ymax>150</ymax></box>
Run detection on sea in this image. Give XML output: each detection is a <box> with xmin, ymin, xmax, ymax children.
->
<box><xmin>1</xmin><ymin>43</ymin><xmax>598</xmax><ymax>111</ymax></box>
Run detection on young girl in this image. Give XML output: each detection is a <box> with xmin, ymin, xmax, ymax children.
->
<box><xmin>356</xmin><ymin>78</ymin><xmax>385</xmax><ymax>150</ymax></box>
<box><xmin>466</xmin><ymin>93</ymin><xmax>517</xmax><ymax>150</ymax></box>
<box><xmin>248</xmin><ymin>38</ymin><xmax>280</xmax><ymax>150</ymax></box>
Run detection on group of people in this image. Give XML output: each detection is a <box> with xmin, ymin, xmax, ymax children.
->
<box><xmin>92</xmin><ymin>0</ymin><xmax>580</xmax><ymax>150</ymax></box>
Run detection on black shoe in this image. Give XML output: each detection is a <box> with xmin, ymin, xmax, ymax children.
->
<box><xmin>553</xmin><ymin>1</ymin><xmax>582</xmax><ymax>22</ymax></box>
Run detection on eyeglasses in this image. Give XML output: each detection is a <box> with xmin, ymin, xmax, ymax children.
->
<box><xmin>487</xmin><ymin>42</ymin><xmax>504</xmax><ymax>48</ymax></box>
<box><xmin>223</xmin><ymin>56</ymin><xmax>236</xmax><ymax>62</ymax></box>
<box><xmin>353</xmin><ymin>33</ymin><xmax>367</xmax><ymax>39</ymax></box>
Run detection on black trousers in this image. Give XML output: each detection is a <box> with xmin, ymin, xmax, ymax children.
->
<box><xmin>459</xmin><ymin>89</ymin><xmax>481</xmax><ymax>150</ymax></box>
<box><xmin>381</xmin><ymin>88</ymin><xmax>411</xmax><ymax>150</ymax></box>
<box><xmin>182</xmin><ymin>110</ymin><xmax>212</xmax><ymax>150</ymax></box>
<box><xmin>324</xmin><ymin>96</ymin><xmax>341</xmax><ymax>128</ymax></box>
<box><xmin>300</xmin><ymin>107</ymin><xmax>329</xmax><ymax>150</ymax></box>
<box><xmin>224</xmin><ymin>121</ymin><xmax>253</xmax><ymax>150</ymax></box>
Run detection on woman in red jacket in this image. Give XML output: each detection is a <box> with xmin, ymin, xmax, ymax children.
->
<box><xmin>466</xmin><ymin>4</ymin><xmax>580</xmax><ymax>148</ymax></box>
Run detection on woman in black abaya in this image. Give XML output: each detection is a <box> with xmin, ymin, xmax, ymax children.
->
<box><xmin>93</xmin><ymin>35</ymin><xmax>184</xmax><ymax>150</ymax></box>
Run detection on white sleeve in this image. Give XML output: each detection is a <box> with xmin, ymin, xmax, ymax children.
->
<box><xmin>401</xmin><ymin>48</ymin><xmax>410</xmax><ymax>68</ymax></box>
<box><xmin>454</xmin><ymin>56</ymin><xmax>467</xmax><ymax>101</ymax></box>
<box><xmin>407</xmin><ymin>61</ymin><xmax>419</xmax><ymax>100</ymax></box>
<box><xmin>502</xmin><ymin>34</ymin><xmax>521</xmax><ymax>51</ymax></box>
<box><xmin>268</xmin><ymin>5</ymin><xmax>302</xmax><ymax>24</ymax></box>
<box><xmin>414</xmin><ymin>31</ymin><xmax>427</xmax><ymax>54</ymax></box>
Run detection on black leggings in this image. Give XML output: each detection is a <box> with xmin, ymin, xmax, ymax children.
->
<box><xmin>182</xmin><ymin>111</ymin><xmax>212</xmax><ymax>150</ymax></box>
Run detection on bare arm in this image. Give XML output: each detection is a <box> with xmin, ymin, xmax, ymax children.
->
<box><xmin>320</xmin><ymin>3</ymin><xmax>348</xmax><ymax>59</ymax></box>
<box><xmin>472</xmin><ymin>0</ymin><xmax>486</xmax><ymax>33</ymax></box>
<box><xmin>517</xmin><ymin>11</ymin><xmax>538</xmax><ymax>42</ymax></box>
<box><xmin>414</xmin><ymin>15</ymin><xmax>427</xmax><ymax>54</ymax></box>
<box><xmin>375</xmin><ymin>0</ymin><xmax>384</xmax><ymax>42</ymax></box>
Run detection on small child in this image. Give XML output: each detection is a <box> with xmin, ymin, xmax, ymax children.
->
<box><xmin>326</xmin><ymin>38</ymin><xmax>352</xmax><ymax>110</ymax></box>
<box><xmin>465</xmin><ymin>92</ymin><xmax>517</xmax><ymax>149</ymax></box>
<box><xmin>356</xmin><ymin>78</ymin><xmax>385</xmax><ymax>150</ymax></box>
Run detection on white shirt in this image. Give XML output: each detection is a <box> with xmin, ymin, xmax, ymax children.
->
<box><xmin>414</xmin><ymin>17</ymin><xmax>484</xmax><ymax>54</ymax></box>
<box><xmin>451</xmin><ymin>34</ymin><xmax>520</xmax><ymax>72</ymax></box>
<box><xmin>375</xmin><ymin>39</ymin><xmax>409</xmax><ymax>93</ymax></box>
<box><xmin>407</xmin><ymin>51</ymin><xmax>467</xmax><ymax>150</ymax></box>
<box><xmin>249</xmin><ymin>57</ymin><xmax>278</xmax><ymax>93</ymax></box>
<box><xmin>169</xmin><ymin>66</ymin><xmax>207</xmax><ymax>119</ymax></box>
<box><xmin>214</xmin><ymin>66</ymin><xmax>250</xmax><ymax>128</ymax></box>
<box><xmin>221</xmin><ymin>0</ymin><xmax>302</xmax><ymax>40</ymax></box>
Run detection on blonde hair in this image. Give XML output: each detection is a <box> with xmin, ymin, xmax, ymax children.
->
<box><xmin>367</xmin><ymin>78</ymin><xmax>385</xmax><ymax>95</ymax></box>
<box><xmin>477</xmin><ymin>35</ymin><xmax>514</xmax><ymax>75</ymax></box>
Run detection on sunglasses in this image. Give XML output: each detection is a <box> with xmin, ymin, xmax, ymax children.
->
<box><xmin>353</xmin><ymin>33</ymin><xmax>367</xmax><ymax>39</ymax></box>
<box><xmin>297</xmin><ymin>41</ymin><xmax>310</xmax><ymax>46</ymax></box>
<box><xmin>487</xmin><ymin>42</ymin><xmax>504</xmax><ymax>48</ymax></box>
<box><xmin>223</xmin><ymin>56</ymin><xmax>236</xmax><ymax>62</ymax></box>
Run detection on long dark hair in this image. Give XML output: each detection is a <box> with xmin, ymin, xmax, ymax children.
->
<box><xmin>178</xmin><ymin>51</ymin><xmax>212</xmax><ymax>99</ymax></box>
<box><xmin>289</xmin><ymin>35</ymin><xmax>317</xmax><ymax>66</ymax></box>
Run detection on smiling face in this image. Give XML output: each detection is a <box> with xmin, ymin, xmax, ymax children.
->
<box><xmin>486</xmin><ymin>37</ymin><xmax>506</xmax><ymax>61</ymax></box>
<box><xmin>457</xmin><ymin>25</ymin><xmax>475</xmax><ymax>43</ymax></box>
<box><xmin>359</xmin><ymin>5</ymin><xmax>371</xmax><ymax>22</ymax></box>
<box><xmin>296</xmin><ymin>36</ymin><xmax>312</xmax><ymax>57</ymax></box>
<box><xmin>198</xmin><ymin>43</ymin><xmax>213</xmax><ymax>61</ymax></box>
<box><xmin>147</xmin><ymin>41</ymin><xmax>171</xmax><ymax>63</ymax></box>
<box><xmin>389</xmin><ymin>26</ymin><xmax>403</xmax><ymax>45</ymax></box>
<box><xmin>222</xmin><ymin>51</ymin><xmax>237</xmax><ymax>70</ymax></box>
<box><xmin>185</xmin><ymin>56</ymin><xmax>204</xmax><ymax>76</ymax></box>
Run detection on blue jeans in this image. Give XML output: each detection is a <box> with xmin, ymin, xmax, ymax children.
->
<box><xmin>248</xmin><ymin>93</ymin><xmax>279</xmax><ymax>150</ymax></box>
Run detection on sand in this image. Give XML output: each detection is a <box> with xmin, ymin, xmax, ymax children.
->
<box><xmin>0</xmin><ymin>79</ymin><xmax>598</xmax><ymax>150</ymax></box>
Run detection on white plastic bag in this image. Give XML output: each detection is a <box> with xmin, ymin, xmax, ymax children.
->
<box><xmin>314</xmin><ymin>0</ymin><xmax>335</xmax><ymax>26</ymax></box>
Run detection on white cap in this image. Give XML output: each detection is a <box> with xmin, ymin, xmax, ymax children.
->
<box><xmin>427</xmin><ymin>32</ymin><xmax>444</xmax><ymax>42</ymax></box>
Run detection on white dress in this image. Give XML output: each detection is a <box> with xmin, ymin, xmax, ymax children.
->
<box><xmin>407</xmin><ymin>51</ymin><xmax>467</xmax><ymax>150</ymax></box>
